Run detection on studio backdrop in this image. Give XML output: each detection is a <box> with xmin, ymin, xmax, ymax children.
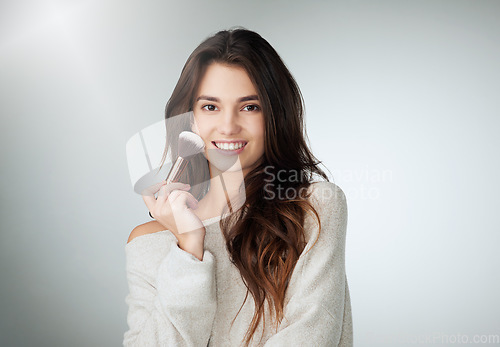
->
<box><xmin>1</xmin><ymin>0</ymin><xmax>499</xmax><ymax>346</ymax></box>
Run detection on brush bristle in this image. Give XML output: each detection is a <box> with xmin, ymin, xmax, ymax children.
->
<box><xmin>178</xmin><ymin>131</ymin><xmax>205</xmax><ymax>158</ymax></box>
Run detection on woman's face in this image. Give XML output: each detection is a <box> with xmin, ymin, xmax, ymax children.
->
<box><xmin>192</xmin><ymin>63</ymin><xmax>265</xmax><ymax>174</ymax></box>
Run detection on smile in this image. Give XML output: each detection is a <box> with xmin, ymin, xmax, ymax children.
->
<box><xmin>212</xmin><ymin>141</ymin><xmax>247</xmax><ymax>151</ymax></box>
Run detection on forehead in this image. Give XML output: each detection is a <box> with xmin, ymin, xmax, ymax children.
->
<box><xmin>196</xmin><ymin>63</ymin><xmax>258</xmax><ymax>98</ymax></box>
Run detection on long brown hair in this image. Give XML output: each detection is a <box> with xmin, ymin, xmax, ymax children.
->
<box><xmin>161</xmin><ymin>28</ymin><xmax>330</xmax><ymax>346</ymax></box>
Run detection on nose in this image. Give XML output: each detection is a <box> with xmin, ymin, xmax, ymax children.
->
<box><xmin>217</xmin><ymin>109</ymin><xmax>241</xmax><ymax>135</ymax></box>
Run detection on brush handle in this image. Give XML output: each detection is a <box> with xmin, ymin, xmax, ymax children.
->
<box><xmin>165</xmin><ymin>156</ymin><xmax>189</xmax><ymax>184</ymax></box>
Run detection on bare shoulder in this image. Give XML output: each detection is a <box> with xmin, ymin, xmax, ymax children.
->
<box><xmin>127</xmin><ymin>221</ymin><xmax>167</xmax><ymax>244</ymax></box>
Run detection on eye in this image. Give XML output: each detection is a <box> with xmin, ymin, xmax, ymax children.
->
<box><xmin>202</xmin><ymin>104</ymin><xmax>218</xmax><ymax>111</ymax></box>
<box><xmin>242</xmin><ymin>104</ymin><xmax>261</xmax><ymax>112</ymax></box>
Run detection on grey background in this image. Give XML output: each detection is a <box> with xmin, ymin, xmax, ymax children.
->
<box><xmin>1</xmin><ymin>0</ymin><xmax>499</xmax><ymax>346</ymax></box>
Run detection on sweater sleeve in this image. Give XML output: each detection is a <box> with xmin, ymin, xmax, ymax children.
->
<box><xmin>123</xmin><ymin>232</ymin><xmax>217</xmax><ymax>347</ymax></box>
<box><xmin>263</xmin><ymin>182</ymin><xmax>352</xmax><ymax>347</ymax></box>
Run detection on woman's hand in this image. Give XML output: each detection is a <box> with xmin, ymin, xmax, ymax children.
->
<box><xmin>142</xmin><ymin>181</ymin><xmax>206</xmax><ymax>254</ymax></box>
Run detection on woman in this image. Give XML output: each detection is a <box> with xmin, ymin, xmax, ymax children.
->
<box><xmin>124</xmin><ymin>28</ymin><xmax>352</xmax><ymax>346</ymax></box>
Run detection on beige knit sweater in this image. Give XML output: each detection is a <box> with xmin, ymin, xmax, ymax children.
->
<box><xmin>123</xmin><ymin>181</ymin><xmax>353</xmax><ymax>346</ymax></box>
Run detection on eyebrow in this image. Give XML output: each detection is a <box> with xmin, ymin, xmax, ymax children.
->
<box><xmin>196</xmin><ymin>95</ymin><xmax>259</xmax><ymax>103</ymax></box>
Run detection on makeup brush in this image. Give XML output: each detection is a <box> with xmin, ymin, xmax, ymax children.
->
<box><xmin>149</xmin><ymin>131</ymin><xmax>205</xmax><ymax>218</ymax></box>
<box><xmin>165</xmin><ymin>131</ymin><xmax>206</xmax><ymax>184</ymax></box>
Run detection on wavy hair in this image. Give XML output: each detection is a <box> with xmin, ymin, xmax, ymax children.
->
<box><xmin>161</xmin><ymin>28</ymin><xmax>330</xmax><ymax>346</ymax></box>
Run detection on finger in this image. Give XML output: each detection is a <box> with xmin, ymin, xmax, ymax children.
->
<box><xmin>157</xmin><ymin>182</ymin><xmax>190</xmax><ymax>198</ymax></box>
<box><xmin>155</xmin><ymin>184</ymin><xmax>191</xmax><ymax>213</ymax></box>
<box><xmin>141</xmin><ymin>180</ymin><xmax>167</xmax><ymax>197</ymax></box>
<box><xmin>142</xmin><ymin>181</ymin><xmax>167</xmax><ymax>212</ymax></box>
<box><xmin>168</xmin><ymin>190</ymin><xmax>199</xmax><ymax>210</ymax></box>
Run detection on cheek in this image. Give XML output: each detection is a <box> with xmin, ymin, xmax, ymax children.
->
<box><xmin>255</xmin><ymin>118</ymin><xmax>265</xmax><ymax>141</ymax></box>
<box><xmin>252</xmin><ymin>120</ymin><xmax>265</xmax><ymax>154</ymax></box>
<box><xmin>190</xmin><ymin>121</ymin><xmax>200</xmax><ymax>135</ymax></box>
<box><xmin>191</xmin><ymin>116</ymin><xmax>210</xmax><ymax>138</ymax></box>
<box><xmin>191</xmin><ymin>117</ymin><xmax>210</xmax><ymax>158</ymax></box>
<box><xmin>191</xmin><ymin>113</ymin><xmax>209</xmax><ymax>134</ymax></box>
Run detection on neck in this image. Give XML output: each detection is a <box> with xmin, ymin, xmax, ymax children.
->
<box><xmin>198</xmin><ymin>162</ymin><xmax>254</xmax><ymax>218</ymax></box>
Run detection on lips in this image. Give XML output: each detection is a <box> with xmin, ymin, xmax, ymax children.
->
<box><xmin>211</xmin><ymin>141</ymin><xmax>248</xmax><ymax>156</ymax></box>
<box><xmin>211</xmin><ymin>141</ymin><xmax>248</xmax><ymax>150</ymax></box>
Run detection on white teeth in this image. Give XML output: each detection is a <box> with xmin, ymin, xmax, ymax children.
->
<box><xmin>215</xmin><ymin>142</ymin><xmax>246</xmax><ymax>150</ymax></box>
